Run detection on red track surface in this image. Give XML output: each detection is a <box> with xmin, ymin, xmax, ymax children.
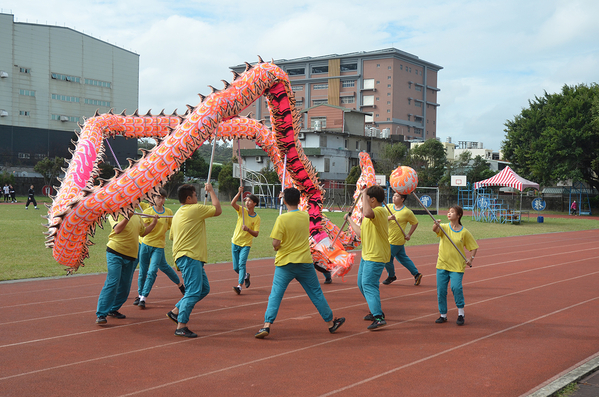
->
<box><xmin>1</xmin><ymin>230</ymin><xmax>598</xmax><ymax>396</ymax></box>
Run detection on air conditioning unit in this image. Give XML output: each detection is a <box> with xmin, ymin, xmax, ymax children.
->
<box><xmin>255</xmin><ymin>156</ymin><xmax>263</xmax><ymax>163</ymax></box>
<box><xmin>0</xmin><ymin>71</ymin><xmax>8</xmax><ymax>78</ymax></box>
<box><xmin>298</xmin><ymin>132</ymin><xmax>305</xmax><ymax>140</ymax></box>
<box><xmin>60</xmin><ymin>116</ymin><xmax>69</xmax><ymax>122</ymax></box>
<box><xmin>0</xmin><ymin>110</ymin><xmax>8</xmax><ymax>117</ymax></box>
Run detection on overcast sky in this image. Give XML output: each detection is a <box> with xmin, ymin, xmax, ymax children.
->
<box><xmin>3</xmin><ymin>0</ymin><xmax>598</xmax><ymax>151</ymax></box>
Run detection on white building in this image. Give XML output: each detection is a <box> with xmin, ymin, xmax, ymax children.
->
<box><xmin>0</xmin><ymin>13</ymin><xmax>139</xmax><ymax>166</ymax></box>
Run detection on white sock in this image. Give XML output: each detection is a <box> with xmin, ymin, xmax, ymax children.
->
<box><xmin>440</xmin><ymin>314</ymin><xmax>447</xmax><ymax>318</ymax></box>
<box><xmin>140</xmin><ymin>296</ymin><xmax>146</xmax><ymax>301</ymax></box>
<box><xmin>458</xmin><ymin>308</ymin><xmax>465</xmax><ymax>316</ymax></box>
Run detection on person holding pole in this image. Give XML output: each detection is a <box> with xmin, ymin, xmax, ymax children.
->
<box><xmin>231</xmin><ymin>186</ymin><xmax>261</xmax><ymax>295</ymax></box>
<box><xmin>166</xmin><ymin>183</ymin><xmax>222</xmax><ymax>338</ymax></box>
<box><xmin>382</xmin><ymin>192</ymin><xmax>422</xmax><ymax>286</ymax></box>
<box><xmin>432</xmin><ymin>205</ymin><xmax>478</xmax><ymax>326</ymax></box>
<box><xmin>345</xmin><ymin>185</ymin><xmax>390</xmax><ymax>330</ymax></box>
<box><xmin>255</xmin><ymin>187</ymin><xmax>345</xmax><ymax>339</ymax></box>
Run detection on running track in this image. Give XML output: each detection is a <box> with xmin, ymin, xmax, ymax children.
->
<box><xmin>0</xmin><ymin>230</ymin><xmax>598</xmax><ymax>396</ymax></box>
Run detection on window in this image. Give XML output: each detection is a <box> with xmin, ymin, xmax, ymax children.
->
<box><xmin>18</xmin><ymin>152</ymin><xmax>31</xmax><ymax>159</ymax></box>
<box><xmin>387</xmin><ymin>118</ymin><xmax>390</xmax><ymax>121</ymax></box>
<box><xmin>388</xmin><ymin>66</ymin><xmax>392</xmax><ymax>70</ymax></box>
<box><xmin>376</xmin><ymin>114</ymin><xmax>380</xmax><ymax>117</ymax></box>
<box><xmin>51</xmin><ymin>73</ymin><xmax>80</xmax><ymax>83</ymax></box>
<box><xmin>387</xmin><ymin>109</ymin><xmax>390</xmax><ymax>113</ymax></box>
<box><xmin>376</xmin><ymin>97</ymin><xmax>380</xmax><ymax>101</ymax></box>
<box><xmin>387</xmin><ymin>93</ymin><xmax>391</xmax><ymax>96</ymax></box>
<box><xmin>312</xmin><ymin>99</ymin><xmax>328</xmax><ymax>106</ymax></box>
<box><xmin>387</xmin><ymin>84</ymin><xmax>391</xmax><ymax>88</ymax></box>
<box><xmin>387</xmin><ymin>101</ymin><xmax>391</xmax><ymax>104</ymax></box>
<box><xmin>363</xmin><ymin>79</ymin><xmax>375</xmax><ymax>90</ymax></box>
<box><xmin>376</xmin><ymin>64</ymin><xmax>380</xmax><ymax>68</ymax></box>
<box><xmin>376</xmin><ymin>81</ymin><xmax>380</xmax><ymax>84</ymax></box>
<box><xmin>408</xmin><ymin>99</ymin><xmax>412</xmax><ymax>105</ymax></box>
<box><xmin>313</xmin><ymin>83</ymin><xmax>328</xmax><ymax>90</ymax></box>
<box><xmin>344</xmin><ymin>139</ymin><xmax>348</xmax><ymax>149</ymax></box>
<box><xmin>35</xmin><ymin>153</ymin><xmax>47</xmax><ymax>160</ymax></box>
<box><xmin>19</xmin><ymin>111</ymin><xmax>30</xmax><ymax>116</ymax></box>
<box><xmin>415</xmin><ymin>86</ymin><xmax>422</xmax><ymax>91</ymax></box>
<box><xmin>84</xmin><ymin>98</ymin><xmax>110</xmax><ymax>107</ymax></box>
<box><xmin>52</xmin><ymin>114</ymin><xmax>80</xmax><ymax>122</ymax></box>
<box><xmin>362</xmin><ymin>95</ymin><xmax>374</xmax><ymax>106</ymax></box>
<box><xmin>409</xmin><ymin>67</ymin><xmax>412</xmax><ymax>72</ymax></box>
<box><xmin>400</xmin><ymin>65</ymin><xmax>403</xmax><ymax>70</ymax></box>
<box><xmin>342</xmin><ymin>80</ymin><xmax>355</xmax><ymax>88</ymax></box>
<box><xmin>415</xmin><ymin>102</ymin><xmax>422</xmax><ymax>107</ymax></box>
<box><xmin>365</xmin><ymin>114</ymin><xmax>373</xmax><ymax>123</ymax></box>
<box><xmin>409</xmin><ymin>82</ymin><xmax>412</xmax><ymax>88</ymax></box>
<box><xmin>291</xmin><ymin>85</ymin><xmax>303</xmax><ymax>91</ymax></box>
<box><xmin>311</xmin><ymin>117</ymin><xmax>327</xmax><ymax>129</ymax></box>
<box><xmin>287</xmin><ymin>67</ymin><xmax>305</xmax><ymax>76</ymax></box>
<box><xmin>295</xmin><ymin>100</ymin><xmax>303</xmax><ymax>107</ymax></box>
<box><xmin>340</xmin><ymin>63</ymin><xmax>357</xmax><ymax>72</ymax></box>
<box><xmin>311</xmin><ymin>65</ymin><xmax>328</xmax><ymax>74</ymax></box>
<box><xmin>340</xmin><ymin>96</ymin><xmax>355</xmax><ymax>104</ymax></box>
<box><xmin>356</xmin><ymin>141</ymin><xmax>360</xmax><ymax>150</ymax></box>
<box><xmin>52</xmin><ymin>94</ymin><xmax>79</xmax><ymax>103</ymax></box>
<box><xmin>20</xmin><ymin>89</ymin><xmax>35</xmax><ymax>97</ymax></box>
<box><xmin>20</xmin><ymin>67</ymin><xmax>31</xmax><ymax>73</ymax></box>
<box><xmin>387</xmin><ymin>76</ymin><xmax>391</xmax><ymax>79</ymax></box>
<box><xmin>324</xmin><ymin>158</ymin><xmax>330</xmax><ymax>172</ymax></box>
<box><xmin>408</xmin><ymin>115</ymin><xmax>411</xmax><ymax>121</ymax></box>
<box><xmin>85</xmin><ymin>78</ymin><xmax>112</xmax><ymax>88</ymax></box>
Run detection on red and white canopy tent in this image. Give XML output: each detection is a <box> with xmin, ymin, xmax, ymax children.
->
<box><xmin>473</xmin><ymin>166</ymin><xmax>540</xmax><ymax>216</ymax></box>
<box><xmin>474</xmin><ymin>166</ymin><xmax>539</xmax><ymax>191</ymax></box>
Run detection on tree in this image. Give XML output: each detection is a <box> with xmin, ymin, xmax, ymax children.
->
<box><xmin>184</xmin><ymin>151</ymin><xmax>209</xmax><ymax>179</ymax></box>
<box><xmin>502</xmin><ymin>83</ymin><xmax>599</xmax><ymax>190</ymax></box>
<box><xmin>346</xmin><ymin>165</ymin><xmax>360</xmax><ymax>186</ymax></box>
<box><xmin>405</xmin><ymin>139</ymin><xmax>447</xmax><ymax>187</ymax></box>
<box><xmin>376</xmin><ymin>142</ymin><xmax>408</xmax><ymax>175</ymax></box>
<box><xmin>34</xmin><ymin>157</ymin><xmax>65</xmax><ymax>186</ymax></box>
<box><xmin>467</xmin><ymin>155</ymin><xmax>496</xmax><ymax>184</ymax></box>
<box><xmin>440</xmin><ymin>151</ymin><xmax>472</xmax><ymax>188</ymax></box>
<box><xmin>217</xmin><ymin>162</ymin><xmax>239</xmax><ymax>200</ymax></box>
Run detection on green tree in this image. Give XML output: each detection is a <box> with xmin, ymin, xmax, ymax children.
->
<box><xmin>405</xmin><ymin>139</ymin><xmax>447</xmax><ymax>187</ymax></box>
<box><xmin>163</xmin><ymin>170</ymin><xmax>184</xmax><ymax>198</ymax></box>
<box><xmin>217</xmin><ymin>162</ymin><xmax>239</xmax><ymax>199</ymax></box>
<box><xmin>34</xmin><ymin>157</ymin><xmax>65</xmax><ymax>186</ymax></box>
<box><xmin>502</xmin><ymin>83</ymin><xmax>599</xmax><ymax>190</ymax></box>
<box><xmin>346</xmin><ymin>165</ymin><xmax>360</xmax><ymax>186</ymax></box>
<box><xmin>440</xmin><ymin>151</ymin><xmax>472</xmax><ymax>188</ymax></box>
<box><xmin>375</xmin><ymin>142</ymin><xmax>408</xmax><ymax>175</ymax></box>
<box><xmin>97</xmin><ymin>162</ymin><xmax>116</xmax><ymax>181</ymax></box>
<box><xmin>184</xmin><ymin>151</ymin><xmax>210</xmax><ymax>179</ymax></box>
<box><xmin>467</xmin><ymin>155</ymin><xmax>497</xmax><ymax>184</ymax></box>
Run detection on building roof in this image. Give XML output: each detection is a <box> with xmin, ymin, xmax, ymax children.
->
<box><xmin>474</xmin><ymin>166</ymin><xmax>539</xmax><ymax>191</ymax></box>
<box><xmin>231</xmin><ymin>48</ymin><xmax>443</xmax><ymax>71</ymax></box>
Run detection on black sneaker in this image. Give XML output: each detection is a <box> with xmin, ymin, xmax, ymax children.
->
<box><xmin>166</xmin><ymin>311</ymin><xmax>178</xmax><ymax>323</ymax></box>
<box><xmin>133</xmin><ymin>297</ymin><xmax>140</xmax><ymax>306</ymax></box>
<box><xmin>107</xmin><ymin>311</ymin><xmax>126</xmax><ymax>319</ymax></box>
<box><xmin>255</xmin><ymin>327</ymin><xmax>270</xmax><ymax>339</ymax></box>
<box><xmin>138</xmin><ymin>300</ymin><xmax>146</xmax><ymax>309</ymax></box>
<box><xmin>435</xmin><ymin>316</ymin><xmax>447</xmax><ymax>323</ymax></box>
<box><xmin>367</xmin><ymin>317</ymin><xmax>387</xmax><ymax>330</ymax></box>
<box><xmin>179</xmin><ymin>284</ymin><xmax>186</xmax><ymax>295</ymax></box>
<box><xmin>96</xmin><ymin>316</ymin><xmax>107</xmax><ymax>324</ymax></box>
<box><xmin>174</xmin><ymin>327</ymin><xmax>197</xmax><ymax>338</ymax></box>
<box><xmin>233</xmin><ymin>286</ymin><xmax>241</xmax><ymax>295</ymax></box>
<box><xmin>324</xmin><ymin>278</ymin><xmax>332</xmax><ymax>284</ymax></box>
<box><xmin>456</xmin><ymin>315</ymin><xmax>465</xmax><ymax>326</ymax></box>
<box><xmin>382</xmin><ymin>276</ymin><xmax>397</xmax><ymax>285</ymax></box>
<box><xmin>363</xmin><ymin>312</ymin><xmax>384</xmax><ymax>321</ymax></box>
<box><xmin>329</xmin><ymin>317</ymin><xmax>346</xmax><ymax>333</ymax></box>
<box><xmin>244</xmin><ymin>273</ymin><xmax>251</xmax><ymax>289</ymax></box>
<box><xmin>414</xmin><ymin>273</ymin><xmax>423</xmax><ymax>286</ymax></box>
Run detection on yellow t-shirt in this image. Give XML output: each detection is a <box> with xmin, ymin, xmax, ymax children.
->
<box><xmin>388</xmin><ymin>205</ymin><xmax>418</xmax><ymax>246</ymax></box>
<box><xmin>436</xmin><ymin>223</ymin><xmax>479</xmax><ymax>273</ymax></box>
<box><xmin>231</xmin><ymin>207</ymin><xmax>261</xmax><ymax>247</ymax></box>
<box><xmin>137</xmin><ymin>202</ymin><xmax>151</xmax><ymax>243</ymax></box>
<box><xmin>107</xmin><ymin>214</ymin><xmax>145</xmax><ymax>258</ymax></box>
<box><xmin>141</xmin><ymin>206</ymin><xmax>173</xmax><ymax>248</ymax></box>
<box><xmin>270</xmin><ymin>210</ymin><xmax>313</xmax><ymax>266</ymax></box>
<box><xmin>360</xmin><ymin>205</ymin><xmax>390</xmax><ymax>262</ymax></box>
<box><xmin>170</xmin><ymin>204</ymin><xmax>217</xmax><ymax>263</ymax></box>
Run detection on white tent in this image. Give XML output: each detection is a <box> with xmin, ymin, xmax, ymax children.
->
<box><xmin>474</xmin><ymin>166</ymin><xmax>539</xmax><ymax>191</ymax></box>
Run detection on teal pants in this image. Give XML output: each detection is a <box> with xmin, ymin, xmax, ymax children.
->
<box><xmin>175</xmin><ymin>256</ymin><xmax>210</xmax><ymax>324</ymax></box>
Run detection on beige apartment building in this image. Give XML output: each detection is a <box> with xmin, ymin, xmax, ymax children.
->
<box><xmin>230</xmin><ymin>48</ymin><xmax>442</xmax><ymax>142</ymax></box>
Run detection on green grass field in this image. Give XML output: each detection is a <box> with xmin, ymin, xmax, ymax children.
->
<box><xmin>0</xmin><ymin>196</ymin><xmax>597</xmax><ymax>281</ymax></box>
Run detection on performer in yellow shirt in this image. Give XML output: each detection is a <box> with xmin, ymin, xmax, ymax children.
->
<box><xmin>96</xmin><ymin>210</ymin><xmax>157</xmax><ymax>324</ymax></box>
<box><xmin>166</xmin><ymin>183</ymin><xmax>221</xmax><ymax>338</ymax></box>
<box><xmin>433</xmin><ymin>205</ymin><xmax>478</xmax><ymax>326</ymax></box>
<box><xmin>383</xmin><ymin>192</ymin><xmax>422</xmax><ymax>286</ymax></box>
<box><xmin>346</xmin><ymin>185</ymin><xmax>390</xmax><ymax>330</ymax></box>
<box><xmin>254</xmin><ymin>188</ymin><xmax>345</xmax><ymax>339</ymax></box>
<box><xmin>135</xmin><ymin>189</ymin><xmax>185</xmax><ymax>309</ymax></box>
<box><xmin>230</xmin><ymin>186</ymin><xmax>260</xmax><ymax>295</ymax></box>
